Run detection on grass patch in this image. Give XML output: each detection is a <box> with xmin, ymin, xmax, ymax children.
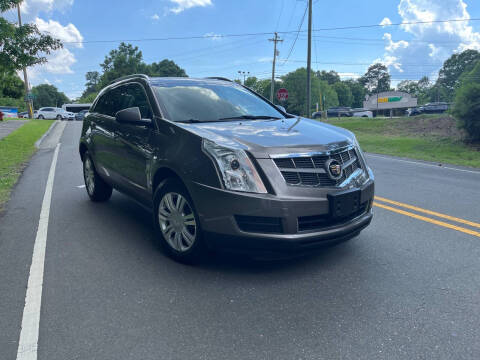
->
<box><xmin>323</xmin><ymin>115</ymin><xmax>480</xmax><ymax>168</ymax></box>
<box><xmin>0</xmin><ymin>120</ymin><xmax>54</xmax><ymax>208</ymax></box>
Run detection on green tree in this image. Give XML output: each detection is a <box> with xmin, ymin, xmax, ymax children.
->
<box><xmin>344</xmin><ymin>80</ymin><xmax>366</xmax><ymax>108</ymax></box>
<box><xmin>458</xmin><ymin>60</ymin><xmax>480</xmax><ymax>87</ymax></box>
<box><xmin>397</xmin><ymin>80</ymin><xmax>419</xmax><ymax>95</ymax></box>
<box><xmin>31</xmin><ymin>84</ymin><xmax>69</xmax><ymax>108</ymax></box>
<box><xmin>99</xmin><ymin>42</ymin><xmax>144</xmax><ymax>86</ymax></box>
<box><xmin>282</xmin><ymin>68</ymin><xmax>338</xmax><ymax>115</ymax></box>
<box><xmin>0</xmin><ymin>69</ymin><xmax>24</xmax><ymax>98</ymax></box>
<box><xmin>437</xmin><ymin>49</ymin><xmax>480</xmax><ymax>99</ymax></box>
<box><xmin>81</xmin><ymin>71</ymin><xmax>100</xmax><ymax>98</ymax></box>
<box><xmin>79</xmin><ymin>91</ymin><xmax>98</xmax><ymax>104</ymax></box>
<box><xmin>143</xmin><ymin>59</ymin><xmax>187</xmax><ymax>77</ymax></box>
<box><xmin>0</xmin><ymin>0</ymin><xmax>62</xmax><ymax>71</ymax></box>
<box><xmin>316</xmin><ymin>70</ymin><xmax>340</xmax><ymax>85</ymax></box>
<box><xmin>452</xmin><ymin>82</ymin><xmax>480</xmax><ymax>140</ymax></box>
<box><xmin>360</xmin><ymin>63</ymin><xmax>391</xmax><ymax>94</ymax></box>
<box><xmin>333</xmin><ymin>82</ymin><xmax>353</xmax><ymax>107</ymax></box>
<box><xmin>244</xmin><ymin>76</ymin><xmax>258</xmax><ymax>89</ymax></box>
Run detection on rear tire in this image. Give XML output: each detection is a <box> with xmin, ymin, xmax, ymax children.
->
<box><xmin>56</xmin><ymin>115</ymin><xmax>62</xmax><ymax>120</ymax></box>
<box><xmin>83</xmin><ymin>152</ymin><xmax>112</xmax><ymax>202</ymax></box>
<box><xmin>153</xmin><ymin>179</ymin><xmax>206</xmax><ymax>264</ymax></box>
<box><xmin>38</xmin><ymin>115</ymin><xmax>44</xmax><ymax>119</ymax></box>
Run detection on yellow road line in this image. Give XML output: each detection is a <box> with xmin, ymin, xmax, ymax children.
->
<box><xmin>373</xmin><ymin>202</ymin><xmax>480</xmax><ymax>238</ymax></box>
<box><xmin>375</xmin><ymin>196</ymin><xmax>480</xmax><ymax>229</ymax></box>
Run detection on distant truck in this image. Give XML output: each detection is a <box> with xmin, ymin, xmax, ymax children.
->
<box><xmin>406</xmin><ymin>102</ymin><xmax>449</xmax><ymax>116</ymax></box>
<box><xmin>62</xmin><ymin>103</ymin><xmax>92</xmax><ymax>113</ymax></box>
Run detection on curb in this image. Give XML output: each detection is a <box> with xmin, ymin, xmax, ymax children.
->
<box><xmin>35</xmin><ymin>120</ymin><xmax>59</xmax><ymax>149</ymax></box>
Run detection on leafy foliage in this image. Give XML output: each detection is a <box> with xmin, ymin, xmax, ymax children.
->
<box><xmin>0</xmin><ymin>69</ymin><xmax>24</xmax><ymax>98</ymax></box>
<box><xmin>0</xmin><ymin>0</ymin><xmax>62</xmax><ymax>71</ymax></box>
<box><xmin>316</xmin><ymin>70</ymin><xmax>340</xmax><ymax>85</ymax></box>
<box><xmin>452</xmin><ymin>82</ymin><xmax>480</xmax><ymax>141</ymax></box>
<box><xmin>332</xmin><ymin>82</ymin><xmax>353</xmax><ymax>107</ymax></box>
<box><xmin>89</xmin><ymin>42</ymin><xmax>188</xmax><ymax>94</ymax></box>
<box><xmin>437</xmin><ymin>49</ymin><xmax>480</xmax><ymax>99</ymax></box>
<box><xmin>343</xmin><ymin>80</ymin><xmax>366</xmax><ymax>108</ymax></box>
<box><xmin>281</xmin><ymin>68</ymin><xmax>338</xmax><ymax>115</ymax></box>
<box><xmin>143</xmin><ymin>59</ymin><xmax>187</xmax><ymax>77</ymax></box>
<box><xmin>31</xmin><ymin>84</ymin><xmax>69</xmax><ymax>108</ymax></box>
<box><xmin>360</xmin><ymin>63</ymin><xmax>391</xmax><ymax>94</ymax></box>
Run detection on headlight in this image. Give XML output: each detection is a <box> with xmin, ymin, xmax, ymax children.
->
<box><xmin>202</xmin><ymin>139</ymin><xmax>267</xmax><ymax>194</ymax></box>
<box><xmin>352</xmin><ymin>135</ymin><xmax>367</xmax><ymax>166</ymax></box>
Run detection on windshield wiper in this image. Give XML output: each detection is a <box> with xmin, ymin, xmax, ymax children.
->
<box><xmin>217</xmin><ymin>115</ymin><xmax>282</xmax><ymax>121</ymax></box>
<box><xmin>176</xmin><ymin>118</ymin><xmax>204</xmax><ymax>123</ymax></box>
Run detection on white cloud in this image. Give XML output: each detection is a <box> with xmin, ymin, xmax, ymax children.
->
<box><xmin>338</xmin><ymin>72</ymin><xmax>361</xmax><ymax>80</ymax></box>
<box><xmin>204</xmin><ymin>32</ymin><xmax>222</xmax><ymax>41</ymax></box>
<box><xmin>35</xmin><ymin>18</ymin><xmax>83</xmax><ymax>48</ymax></box>
<box><xmin>21</xmin><ymin>0</ymin><xmax>74</xmax><ymax>16</ymax></box>
<box><xmin>169</xmin><ymin>0</ymin><xmax>212</xmax><ymax>14</ymax></box>
<box><xmin>257</xmin><ymin>57</ymin><xmax>272</xmax><ymax>63</ymax></box>
<box><xmin>151</xmin><ymin>14</ymin><xmax>160</xmax><ymax>20</ymax></box>
<box><xmin>383</xmin><ymin>33</ymin><xmax>409</xmax><ymax>52</ymax></box>
<box><xmin>377</xmin><ymin>0</ymin><xmax>480</xmax><ymax>80</ymax></box>
<box><xmin>380</xmin><ymin>17</ymin><xmax>392</xmax><ymax>27</ymax></box>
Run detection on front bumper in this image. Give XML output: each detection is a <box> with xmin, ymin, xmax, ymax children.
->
<box><xmin>189</xmin><ymin>179</ymin><xmax>374</xmax><ymax>253</ymax></box>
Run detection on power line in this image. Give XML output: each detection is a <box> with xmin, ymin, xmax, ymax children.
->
<box><xmin>280</xmin><ymin>2</ymin><xmax>308</xmax><ymax>66</ymax></box>
<box><xmin>62</xmin><ymin>18</ymin><xmax>480</xmax><ymax>45</ymax></box>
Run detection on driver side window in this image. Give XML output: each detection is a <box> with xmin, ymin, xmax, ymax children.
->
<box><xmin>123</xmin><ymin>83</ymin><xmax>153</xmax><ymax>119</ymax></box>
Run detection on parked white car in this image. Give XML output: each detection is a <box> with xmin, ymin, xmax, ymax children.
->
<box><xmin>351</xmin><ymin>108</ymin><xmax>373</xmax><ymax>118</ymax></box>
<box><xmin>35</xmin><ymin>107</ymin><xmax>75</xmax><ymax>120</ymax></box>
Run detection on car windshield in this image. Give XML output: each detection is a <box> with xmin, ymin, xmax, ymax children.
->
<box><xmin>152</xmin><ymin>81</ymin><xmax>285</xmax><ymax>122</ymax></box>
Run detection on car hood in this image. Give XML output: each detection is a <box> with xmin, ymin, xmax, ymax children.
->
<box><xmin>175</xmin><ymin>117</ymin><xmax>355</xmax><ymax>158</ymax></box>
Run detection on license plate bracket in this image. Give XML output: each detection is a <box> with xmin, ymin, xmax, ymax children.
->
<box><xmin>328</xmin><ymin>189</ymin><xmax>361</xmax><ymax>219</ymax></box>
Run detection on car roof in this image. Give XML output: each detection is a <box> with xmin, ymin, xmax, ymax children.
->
<box><xmin>149</xmin><ymin>77</ymin><xmax>234</xmax><ymax>87</ymax></box>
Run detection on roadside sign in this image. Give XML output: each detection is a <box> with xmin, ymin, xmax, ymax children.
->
<box><xmin>276</xmin><ymin>88</ymin><xmax>288</xmax><ymax>102</ymax></box>
<box><xmin>24</xmin><ymin>93</ymin><xmax>35</xmax><ymax>101</ymax></box>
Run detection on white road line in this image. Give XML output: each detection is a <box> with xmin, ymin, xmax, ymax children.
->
<box><xmin>16</xmin><ymin>143</ymin><xmax>61</xmax><ymax>360</ymax></box>
<box><xmin>366</xmin><ymin>153</ymin><xmax>480</xmax><ymax>175</ymax></box>
<box><xmin>76</xmin><ymin>185</ymin><xmax>85</xmax><ymax>188</ymax></box>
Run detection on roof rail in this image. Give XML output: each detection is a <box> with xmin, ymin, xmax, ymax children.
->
<box><xmin>109</xmin><ymin>74</ymin><xmax>150</xmax><ymax>85</ymax></box>
<box><xmin>204</xmin><ymin>77</ymin><xmax>233</xmax><ymax>82</ymax></box>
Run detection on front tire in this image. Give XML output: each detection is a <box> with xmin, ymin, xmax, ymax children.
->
<box><xmin>153</xmin><ymin>179</ymin><xmax>205</xmax><ymax>263</ymax></box>
<box><xmin>83</xmin><ymin>152</ymin><xmax>112</xmax><ymax>202</ymax></box>
<box><xmin>38</xmin><ymin>115</ymin><xmax>44</xmax><ymax>119</ymax></box>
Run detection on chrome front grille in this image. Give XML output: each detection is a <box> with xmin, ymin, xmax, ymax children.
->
<box><xmin>273</xmin><ymin>148</ymin><xmax>362</xmax><ymax>187</ymax></box>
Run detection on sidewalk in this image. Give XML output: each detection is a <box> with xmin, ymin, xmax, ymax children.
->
<box><xmin>0</xmin><ymin>120</ymin><xmax>29</xmax><ymax>141</ymax></box>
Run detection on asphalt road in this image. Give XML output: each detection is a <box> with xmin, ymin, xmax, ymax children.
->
<box><xmin>1</xmin><ymin>122</ymin><xmax>479</xmax><ymax>360</ymax></box>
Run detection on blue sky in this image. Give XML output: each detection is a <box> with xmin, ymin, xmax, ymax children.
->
<box><xmin>3</xmin><ymin>0</ymin><xmax>480</xmax><ymax>99</ymax></box>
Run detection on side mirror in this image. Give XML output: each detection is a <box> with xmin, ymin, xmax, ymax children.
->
<box><xmin>276</xmin><ymin>105</ymin><xmax>286</xmax><ymax>113</ymax></box>
<box><xmin>115</xmin><ymin>107</ymin><xmax>152</xmax><ymax>127</ymax></box>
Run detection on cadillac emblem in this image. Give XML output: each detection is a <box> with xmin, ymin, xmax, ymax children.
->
<box><xmin>325</xmin><ymin>159</ymin><xmax>343</xmax><ymax>180</ymax></box>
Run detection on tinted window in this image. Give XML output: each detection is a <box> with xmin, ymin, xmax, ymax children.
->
<box><xmin>43</xmin><ymin>108</ymin><xmax>54</xmax><ymax>112</ymax></box>
<box><xmin>121</xmin><ymin>83</ymin><xmax>152</xmax><ymax>119</ymax></box>
<box><xmin>152</xmin><ymin>81</ymin><xmax>283</xmax><ymax>122</ymax></box>
<box><xmin>93</xmin><ymin>88</ymin><xmax>123</xmax><ymax>117</ymax></box>
<box><xmin>93</xmin><ymin>84</ymin><xmax>152</xmax><ymax>118</ymax></box>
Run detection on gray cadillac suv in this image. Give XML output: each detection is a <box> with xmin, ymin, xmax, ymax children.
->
<box><xmin>79</xmin><ymin>75</ymin><xmax>374</xmax><ymax>263</ymax></box>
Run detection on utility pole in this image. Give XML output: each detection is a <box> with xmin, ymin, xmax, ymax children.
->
<box><xmin>17</xmin><ymin>3</ymin><xmax>33</xmax><ymax>119</ymax></box>
<box><xmin>269</xmin><ymin>32</ymin><xmax>283</xmax><ymax>103</ymax></box>
<box><xmin>306</xmin><ymin>0</ymin><xmax>313</xmax><ymax>116</ymax></box>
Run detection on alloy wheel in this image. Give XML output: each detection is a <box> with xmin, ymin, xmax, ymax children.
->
<box><xmin>158</xmin><ymin>192</ymin><xmax>197</xmax><ymax>252</ymax></box>
<box><xmin>84</xmin><ymin>158</ymin><xmax>95</xmax><ymax>195</ymax></box>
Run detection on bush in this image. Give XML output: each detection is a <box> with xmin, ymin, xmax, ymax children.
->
<box><xmin>452</xmin><ymin>83</ymin><xmax>480</xmax><ymax>141</ymax></box>
<box><xmin>0</xmin><ymin>97</ymin><xmax>26</xmax><ymax>112</ymax></box>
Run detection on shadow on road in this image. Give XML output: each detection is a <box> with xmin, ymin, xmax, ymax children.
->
<box><xmin>81</xmin><ymin>190</ymin><xmax>360</xmax><ymax>277</ymax></box>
